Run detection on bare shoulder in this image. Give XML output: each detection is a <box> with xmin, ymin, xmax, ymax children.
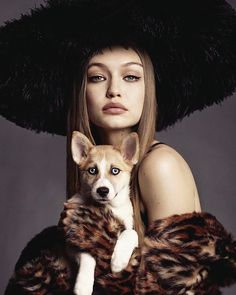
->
<box><xmin>138</xmin><ymin>142</ymin><xmax>201</xmax><ymax>222</ymax></box>
<box><xmin>140</xmin><ymin>142</ymin><xmax>191</xmax><ymax>174</ymax></box>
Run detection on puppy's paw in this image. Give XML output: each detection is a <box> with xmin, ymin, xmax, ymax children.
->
<box><xmin>111</xmin><ymin>229</ymin><xmax>138</xmax><ymax>273</ymax></box>
<box><xmin>74</xmin><ymin>282</ymin><xmax>93</xmax><ymax>295</ymax></box>
<box><xmin>74</xmin><ymin>253</ymin><xmax>95</xmax><ymax>295</ymax></box>
<box><xmin>111</xmin><ymin>248</ymin><xmax>131</xmax><ymax>273</ymax></box>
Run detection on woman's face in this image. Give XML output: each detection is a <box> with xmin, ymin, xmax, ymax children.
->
<box><xmin>86</xmin><ymin>46</ymin><xmax>145</xmax><ymax>131</ymax></box>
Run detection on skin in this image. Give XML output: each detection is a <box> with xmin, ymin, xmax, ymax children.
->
<box><xmin>139</xmin><ymin>144</ymin><xmax>201</xmax><ymax>224</ymax></box>
<box><xmin>86</xmin><ymin>46</ymin><xmax>145</xmax><ymax>145</ymax></box>
<box><xmin>86</xmin><ymin>46</ymin><xmax>201</xmax><ymax>225</ymax></box>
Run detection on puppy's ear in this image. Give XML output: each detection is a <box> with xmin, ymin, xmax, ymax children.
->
<box><xmin>71</xmin><ymin>131</ymin><xmax>93</xmax><ymax>165</ymax></box>
<box><xmin>120</xmin><ymin>132</ymin><xmax>139</xmax><ymax>164</ymax></box>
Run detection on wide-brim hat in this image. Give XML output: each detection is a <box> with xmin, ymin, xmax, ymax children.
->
<box><xmin>0</xmin><ymin>0</ymin><xmax>236</xmax><ymax>135</ymax></box>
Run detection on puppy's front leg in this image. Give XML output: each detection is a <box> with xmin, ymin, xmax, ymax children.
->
<box><xmin>111</xmin><ymin>229</ymin><xmax>138</xmax><ymax>273</ymax></box>
<box><xmin>74</xmin><ymin>253</ymin><xmax>96</xmax><ymax>295</ymax></box>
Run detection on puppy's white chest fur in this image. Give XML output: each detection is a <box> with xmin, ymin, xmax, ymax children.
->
<box><xmin>108</xmin><ymin>197</ymin><xmax>134</xmax><ymax>229</ymax></box>
<box><xmin>70</xmin><ymin>131</ymin><xmax>139</xmax><ymax>295</ymax></box>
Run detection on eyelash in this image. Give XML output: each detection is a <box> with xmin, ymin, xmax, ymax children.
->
<box><xmin>87</xmin><ymin>75</ymin><xmax>141</xmax><ymax>83</ymax></box>
<box><xmin>88</xmin><ymin>75</ymin><xmax>105</xmax><ymax>82</ymax></box>
<box><xmin>124</xmin><ymin>75</ymin><xmax>141</xmax><ymax>81</ymax></box>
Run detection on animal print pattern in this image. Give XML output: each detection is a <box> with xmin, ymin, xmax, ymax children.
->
<box><xmin>5</xmin><ymin>226</ymin><xmax>76</xmax><ymax>295</ymax></box>
<box><xmin>135</xmin><ymin>212</ymin><xmax>236</xmax><ymax>294</ymax></box>
<box><xmin>5</xmin><ymin>205</ymin><xmax>236</xmax><ymax>295</ymax></box>
<box><xmin>61</xmin><ymin>204</ymin><xmax>139</xmax><ymax>294</ymax></box>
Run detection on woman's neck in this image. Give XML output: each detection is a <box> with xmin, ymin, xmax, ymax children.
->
<box><xmin>98</xmin><ymin>128</ymin><xmax>132</xmax><ymax>146</ymax></box>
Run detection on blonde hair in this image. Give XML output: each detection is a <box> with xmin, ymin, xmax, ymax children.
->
<box><xmin>67</xmin><ymin>46</ymin><xmax>157</xmax><ymax>243</ymax></box>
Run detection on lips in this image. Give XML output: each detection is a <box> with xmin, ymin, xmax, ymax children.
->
<box><xmin>102</xmin><ymin>102</ymin><xmax>128</xmax><ymax>114</ymax></box>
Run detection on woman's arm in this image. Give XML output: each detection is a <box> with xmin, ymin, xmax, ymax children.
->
<box><xmin>138</xmin><ymin>144</ymin><xmax>201</xmax><ymax>225</ymax></box>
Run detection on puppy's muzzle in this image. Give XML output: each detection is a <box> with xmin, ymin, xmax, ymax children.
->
<box><xmin>97</xmin><ymin>186</ymin><xmax>109</xmax><ymax>198</ymax></box>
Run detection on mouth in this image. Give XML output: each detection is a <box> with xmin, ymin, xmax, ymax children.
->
<box><xmin>102</xmin><ymin>102</ymin><xmax>128</xmax><ymax>114</ymax></box>
<box><xmin>95</xmin><ymin>198</ymin><xmax>109</xmax><ymax>205</ymax></box>
<box><xmin>94</xmin><ymin>192</ymin><xmax>118</xmax><ymax>204</ymax></box>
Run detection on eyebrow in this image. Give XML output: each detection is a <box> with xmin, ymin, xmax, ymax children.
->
<box><xmin>87</xmin><ymin>62</ymin><xmax>143</xmax><ymax>69</ymax></box>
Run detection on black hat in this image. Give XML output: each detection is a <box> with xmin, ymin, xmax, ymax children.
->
<box><xmin>0</xmin><ymin>0</ymin><xmax>236</xmax><ymax>135</ymax></box>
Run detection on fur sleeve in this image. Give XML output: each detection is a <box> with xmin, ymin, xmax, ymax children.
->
<box><xmin>4</xmin><ymin>210</ymin><xmax>236</xmax><ymax>295</ymax></box>
<box><xmin>4</xmin><ymin>226</ymin><xmax>75</xmax><ymax>295</ymax></box>
<box><xmin>135</xmin><ymin>211</ymin><xmax>236</xmax><ymax>294</ymax></box>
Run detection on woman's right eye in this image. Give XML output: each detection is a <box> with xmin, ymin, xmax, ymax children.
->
<box><xmin>88</xmin><ymin>75</ymin><xmax>105</xmax><ymax>82</ymax></box>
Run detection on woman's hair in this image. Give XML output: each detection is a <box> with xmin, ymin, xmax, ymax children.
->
<box><xmin>67</xmin><ymin>46</ymin><xmax>157</xmax><ymax>243</ymax></box>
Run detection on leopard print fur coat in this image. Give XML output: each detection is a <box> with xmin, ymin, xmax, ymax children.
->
<box><xmin>5</xmin><ymin>204</ymin><xmax>236</xmax><ymax>295</ymax></box>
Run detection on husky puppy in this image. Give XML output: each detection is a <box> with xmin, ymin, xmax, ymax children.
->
<box><xmin>69</xmin><ymin>131</ymin><xmax>139</xmax><ymax>295</ymax></box>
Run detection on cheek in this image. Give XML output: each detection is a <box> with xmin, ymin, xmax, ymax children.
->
<box><xmin>111</xmin><ymin>173</ymin><xmax>130</xmax><ymax>191</ymax></box>
<box><xmin>86</xmin><ymin>88</ymin><xmax>96</xmax><ymax>109</ymax></box>
<box><xmin>130</xmin><ymin>88</ymin><xmax>145</xmax><ymax>117</ymax></box>
<box><xmin>86</xmin><ymin>82</ymin><xmax>106</xmax><ymax>102</ymax></box>
<box><xmin>86</xmin><ymin>82</ymin><xmax>107</xmax><ymax>104</ymax></box>
<box><xmin>86</xmin><ymin>89</ymin><xmax>101</xmax><ymax>120</ymax></box>
<box><xmin>136</xmin><ymin>94</ymin><xmax>145</xmax><ymax>113</ymax></box>
<box><xmin>129</xmin><ymin>82</ymin><xmax>144</xmax><ymax>106</ymax></box>
<box><xmin>81</xmin><ymin>172</ymin><xmax>99</xmax><ymax>185</ymax></box>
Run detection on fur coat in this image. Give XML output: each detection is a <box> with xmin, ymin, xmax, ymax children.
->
<box><xmin>5</xmin><ymin>204</ymin><xmax>236</xmax><ymax>294</ymax></box>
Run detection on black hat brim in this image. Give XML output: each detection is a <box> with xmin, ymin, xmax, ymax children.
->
<box><xmin>0</xmin><ymin>0</ymin><xmax>236</xmax><ymax>135</ymax></box>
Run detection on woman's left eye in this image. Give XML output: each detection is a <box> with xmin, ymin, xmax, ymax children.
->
<box><xmin>111</xmin><ymin>167</ymin><xmax>121</xmax><ymax>175</ymax></box>
<box><xmin>124</xmin><ymin>75</ymin><xmax>140</xmax><ymax>82</ymax></box>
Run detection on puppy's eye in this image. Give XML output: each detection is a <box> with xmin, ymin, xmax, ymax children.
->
<box><xmin>88</xmin><ymin>167</ymin><xmax>98</xmax><ymax>175</ymax></box>
<box><xmin>111</xmin><ymin>167</ymin><xmax>120</xmax><ymax>175</ymax></box>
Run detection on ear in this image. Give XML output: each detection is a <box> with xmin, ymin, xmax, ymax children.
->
<box><xmin>120</xmin><ymin>132</ymin><xmax>139</xmax><ymax>164</ymax></box>
<box><xmin>71</xmin><ymin>131</ymin><xmax>93</xmax><ymax>165</ymax></box>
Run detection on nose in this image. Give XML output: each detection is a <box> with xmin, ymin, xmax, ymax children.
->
<box><xmin>106</xmin><ymin>78</ymin><xmax>121</xmax><ymax>98</ymax></box>
<box><xmin>97</xmin><ymin>186</ymin><xmax>109</xmax><ymax>197</ymax></box>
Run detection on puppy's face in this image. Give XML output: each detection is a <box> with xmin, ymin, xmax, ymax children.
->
<box><xmin>71</xmin><ymin>131</ymin><xmax>139</xmax><ymax>204</ymax></box>
<box><xmin>79</xmin><ymin>146</ymin><xmax>133</xmax><ymax>204</ymax></box>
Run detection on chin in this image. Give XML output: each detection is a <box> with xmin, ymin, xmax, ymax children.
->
<box><xmin>95</xmin><ymin>118</ymin><xmax>140</xmax><ymax>130</ymax></box>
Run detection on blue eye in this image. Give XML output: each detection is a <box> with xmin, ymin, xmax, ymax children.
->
<box><xmin>124</xmin><ymin>75</ymin><xmax>140</xmax><ymax>82</ymax></box>
<box><xmin>88</xmin><ymin>167</ymin><xmax>98</xmax><ymax>175</ymax></box>
<box><xmin>111</xmin><ymin>167</ymin><xmax>121</xmax><ymax>175</ymax></box>
<box><xmin>88</xmin><ymin>75</ymin><xmax>105</xmax><ymax>82</ymax></box>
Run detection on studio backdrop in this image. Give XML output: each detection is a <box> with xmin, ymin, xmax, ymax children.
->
<box><xmin>0</xmin><ymin>0</ymin><xmax>235</xmax><ymax>294</ymax></box>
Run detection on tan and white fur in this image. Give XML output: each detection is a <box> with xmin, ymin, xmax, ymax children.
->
<box><xmin>69</xmin><ymin>131</ymin><xmax>139</xmax><ymax>295</ymax></box>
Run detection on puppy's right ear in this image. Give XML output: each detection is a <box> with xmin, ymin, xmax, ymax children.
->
<box><xmin>120</xmin><ymin>132</ymin><xmax>139</xmax><ymax>165</ymax></box>
<box><xmin>71</xmin><ymin>131</ymin><xmax>93</xmax><ymax>165</ymax></box>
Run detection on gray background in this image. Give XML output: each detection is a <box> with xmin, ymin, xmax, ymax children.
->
<box><xmin>0</xmin><ymin>0</ymin><xmax>235</xmax><ymax>294</ymax></box>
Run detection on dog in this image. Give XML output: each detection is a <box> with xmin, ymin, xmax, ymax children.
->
<box><xmin>67</xmin><ymin>131</ymin><xmax>139</xmax><ymax>295</ymax></box>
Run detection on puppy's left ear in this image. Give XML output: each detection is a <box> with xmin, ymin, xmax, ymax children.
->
<box><xmin>120</xmin><ymin>132</ymin><xmax>139</xmax><ymax>164</ymax></box>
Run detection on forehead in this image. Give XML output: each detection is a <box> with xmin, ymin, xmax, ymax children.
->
<box><xmin>88</xmin><ymin>46</ymin><xmax>142</xmax><ymax>67</ymax></box>
<box><xmin>86</xmin><ymin>146</ymin><xmax>132</xmax><ymax>170</ymax></box>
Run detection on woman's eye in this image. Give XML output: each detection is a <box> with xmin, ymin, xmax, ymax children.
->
<box><xmin>88</xmin><ymin>167</ymin><xmax>98</xmax><ymax>175</ymax></box>
<box><xmin>111</xmin><ymin>167</ymin><xmax>121</xmax><ymax>175</ymax></box>
<box><xmin>88</xmin><ymin>75</ymin><xmax>105</xmax><ymax>82</ymax></box>
<box><xmin>124</xmin><ymin>75</ymin><xmax>140</xmax><ymax>82</ymax></box>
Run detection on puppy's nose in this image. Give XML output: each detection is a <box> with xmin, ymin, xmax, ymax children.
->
<box><xmin>97</xmin><ymin>186</ymin><xmax>109</xmax><ymax>197</ymax></box>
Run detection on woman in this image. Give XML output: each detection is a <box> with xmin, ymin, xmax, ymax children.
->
<box><xmin>2</xmin><ymin>0</ymin><xmax>236</xmax><ymax>294</ymax></box>
<box><xmin>5</xmin><ymin>44</ymin><xmax>235</xmax><ymax>295</ymax></box>
<box><xmin>66</xmin><ymin>45</ymin><xmax>201</xmax><ymax>236</ymax></box>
